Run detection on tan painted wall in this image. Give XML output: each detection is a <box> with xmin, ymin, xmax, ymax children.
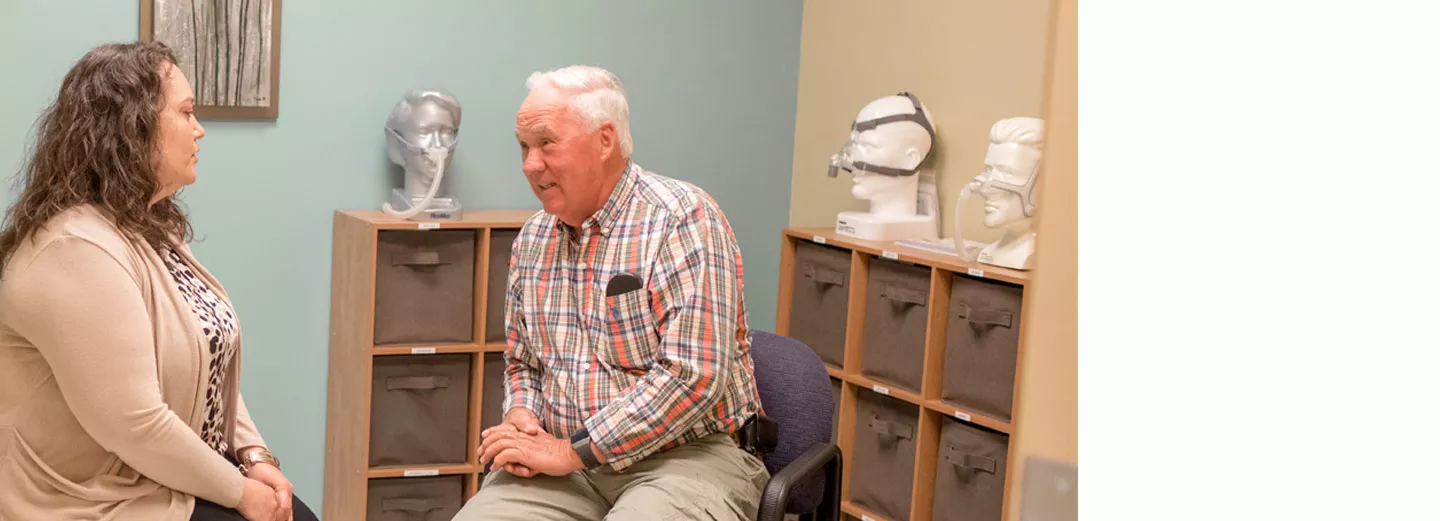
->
<box><xmin>1007</xmin><ymin>0</ymin><xmax>1078</xmax><ymax>517</ymax></box>
<box><xmin>788</xmin><ymin>0</ymin><xmax>1054</xmax><ymax>242</ymax></box>
<box><xmin>789</xmin><ymin>1</ymin><xmax>1075</xmax><ymax>518</ymax></box>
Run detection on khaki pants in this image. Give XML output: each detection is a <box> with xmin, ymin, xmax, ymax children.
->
<box><xmin>453</xmin><ymin>433</ymin><xmax>769</xmax><ymax>521</ymax></box>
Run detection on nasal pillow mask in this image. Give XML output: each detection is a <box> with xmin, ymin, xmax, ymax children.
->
<box><xmin>382</xmin><ymin>126</ymin><xmax>453</xmax><ymax>219</ymax></box>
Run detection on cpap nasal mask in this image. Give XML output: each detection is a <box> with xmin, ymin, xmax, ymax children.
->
<box><xmin>972</xmin><ymin>142</ymin><xmax>1041</xmax><ymax>217</ymax></box>
<box><xmin>382</xmin><ymin>125</ymin><xmax>454</xmax><ymax>220</ymax></box>
<box><xmin>951</xmin><ymin>142</ymin><xmax>1042</xmax><ymax>261</ymax></box>
<box><xmin>828</xmin><ymin>91</ymin><xmax>936</xmax><ymax>178</ymax></box>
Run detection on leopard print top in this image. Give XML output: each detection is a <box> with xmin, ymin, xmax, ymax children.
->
<box><xmin>160</xmin><ymin>247</ymin><xmax>238</xmax><ymax>457</ymax></box>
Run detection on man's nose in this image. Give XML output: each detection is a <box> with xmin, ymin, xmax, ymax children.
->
<box><xmin>522</xmin><ymin>148</ymin><xmax>545</xmax><ymax>175</ymax></box>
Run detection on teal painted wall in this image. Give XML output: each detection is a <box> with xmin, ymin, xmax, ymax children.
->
<box><xmin>1</xmin><ymin>0</ymin><xmax>802</xmax><ymax>509</ymax></box>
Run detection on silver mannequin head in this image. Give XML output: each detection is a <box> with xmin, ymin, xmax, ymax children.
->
<box><xmin>385</xmin><ymin>89</ymin><xmax>462</xmax><ymax>196</ymax></box>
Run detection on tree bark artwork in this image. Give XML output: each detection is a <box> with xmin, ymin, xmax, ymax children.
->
<box><xmin>152</xmin><ymin>0</ymin><xmax>274</xmax><ymax>109</ymax></box>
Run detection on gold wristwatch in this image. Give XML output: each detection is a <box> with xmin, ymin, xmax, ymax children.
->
<box><xmin>238</xmin><ymin>448</ymin><xmax>281</xmax><ymax>476</ymax></box>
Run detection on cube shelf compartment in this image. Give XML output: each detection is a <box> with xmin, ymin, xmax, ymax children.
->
<box><xmin>776</xmin><ymin>228</ymin><xmax>1031</xmax><ymax>521</ymax></box>
<box><xmin>323</xmin><ymin>210</ymin><xmax>534</xmax><ymax>521</ymax></box>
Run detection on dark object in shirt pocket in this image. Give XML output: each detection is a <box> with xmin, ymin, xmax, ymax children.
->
<box><xmin>602</xmin><ymin>288</ymin><xmax>661</xmax><ymax>374</ymax></box>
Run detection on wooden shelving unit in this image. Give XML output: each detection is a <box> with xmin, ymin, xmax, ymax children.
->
<box><xmin>778</xmin><ymin>227</ymin><xmax>1030</xmax><ymax>521</ymax></box>
<box><xmin>322</xmin><ymin>209</ymin><xmax>534</xmax><ymax>521</ymax></box>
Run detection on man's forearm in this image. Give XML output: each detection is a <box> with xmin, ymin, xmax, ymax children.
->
<box><xmin>504</xmin><ymin>378</ymin><xmax>546</xmax><ymax>423</ymax></box>
<box><xmin>583</xmin><ymin>349</ymin><xmax>731</xmax><ymax>470</ymax></box>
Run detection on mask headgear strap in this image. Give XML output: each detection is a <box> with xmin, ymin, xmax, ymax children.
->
<box><xmin>851</xmin><ymin>92</ymin><xmax>935</xmax><ymax>141</ymax></box>
<box><xmin>843</xmin><ymin>92</ymin><xmax>936</xmax><ymax>177</ymax></box>
<box><xmin>987</xmin><ymin>159</ymin><xmax>1040</xmax><ymax>218</ymax></box>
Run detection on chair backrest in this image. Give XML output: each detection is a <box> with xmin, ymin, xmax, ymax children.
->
<box><xmin>748</xmin><ymin>330</ymin><xmax>834</xmax><ymax>514</ymax></box>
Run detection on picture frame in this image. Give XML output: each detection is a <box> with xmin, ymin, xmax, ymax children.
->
<box><xmin>140</xmin><ymin>0</ymin><xmax>282</xmax><ymax>120</ymax></box>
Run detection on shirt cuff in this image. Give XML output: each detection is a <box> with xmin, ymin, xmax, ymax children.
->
<box><xmin>502</xmin><ymin>389</ymin><xmax>546</xmax><ymax>426</ymax></box>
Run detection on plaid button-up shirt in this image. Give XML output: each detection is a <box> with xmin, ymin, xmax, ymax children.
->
<box><xmin>501</xmin><ymin>162</ymin><xmax>762</xmax><ymax>471</ymax></box>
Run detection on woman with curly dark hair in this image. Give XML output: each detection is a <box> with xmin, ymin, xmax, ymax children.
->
<box><xmin>0</xmin><ymin>41</ymin><xmax>316</xmax><ymax>521</ymax></box>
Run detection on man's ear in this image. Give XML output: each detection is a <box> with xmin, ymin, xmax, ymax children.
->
<box><xmin>598</xmin><ymin>122</ymin><xmax>618</xmax><ymax>160</ymax></box>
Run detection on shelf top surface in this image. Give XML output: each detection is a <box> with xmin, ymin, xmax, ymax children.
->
<box><xmin>786</xmin><ymin>227</ymin><xmax>1030</xmax><ymax>285</ymax></box>
<box><xmin>339</xmin><ymin>209</ymin><xmax>540</xmax><ymax>229</ymax></box>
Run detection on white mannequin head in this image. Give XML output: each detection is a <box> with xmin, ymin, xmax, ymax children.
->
<box><xmin>977</xmin><ymin>117</ymin><xmax>1044</xmax><ymax>229</ymax></box>
<box><xmin>950</xmin><ymin>116</ymin><xmax>1045</xmax><ymax>269</ymax></box>
<box><xmin>829</xmin><ymin>92</ymin><xmax>936</xmax><ymax>216</ymax></box>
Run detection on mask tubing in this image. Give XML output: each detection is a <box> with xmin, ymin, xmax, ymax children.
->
<box><xmin>383</xmin><ymin>152</ymin><xmax>448</xmax><ymax>220</ymax></box>
<box><xmin>951</xmin><ymin>175</ymin><xmax>985</xmax><ymax>261</ymax></box>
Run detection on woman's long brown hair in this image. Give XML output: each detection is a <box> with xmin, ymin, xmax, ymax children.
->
<box><xmin>0</xmin><ymin>41</ymin><xmax>192</xmax><ymax>269</ymax></box>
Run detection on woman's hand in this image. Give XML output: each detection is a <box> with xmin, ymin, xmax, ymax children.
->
<box><xmin>245</xmin><ymin>464</ymin><xmax>294</xmax><ymax>521</ymax></box>
<box><xmin>238</xmin><ymin>477</ymin><xmax>282</xmax><ymax>521</ymax></box>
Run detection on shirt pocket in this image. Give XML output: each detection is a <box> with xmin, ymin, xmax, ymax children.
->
<box><xmin>601</xmin><ymin>288</ymin><xmax>662</xmax><ymax>375</ymax></box>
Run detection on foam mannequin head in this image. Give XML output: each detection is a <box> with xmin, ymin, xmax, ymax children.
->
<box><xmin>952</xmin><ymin>116</ymin><xmax>1046</xmax><ymax>270</ymax></box>
<box><xmin>977</xmin><ymin>117</ymin><xmax>1044</xmax><ymax>228</ymax></box>
<box><xmin>830</xmin><ymin>92</ymin><xmax>935</xmax><ymax>218</ymax></box>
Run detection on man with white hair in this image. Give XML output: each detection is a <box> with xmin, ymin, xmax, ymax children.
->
<box><xmin>453</xmin><ymin>65</ymin><xmax>767</xmax><ymax>521</ymax></box>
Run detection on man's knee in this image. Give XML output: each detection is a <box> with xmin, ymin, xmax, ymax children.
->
<box><xmin>454</xmin><ymin>471</ymin><xmax>606</xmax><ymax>521</ymax></box>
<box><xmin>602</xmin><ymin>437</ymin><xmax>768</xmax><ymax>521</ymax></box>
<box><xmin>605</xmin><ymin>474</ymin><xmax>759</xmax><ymax>521</ymax></box>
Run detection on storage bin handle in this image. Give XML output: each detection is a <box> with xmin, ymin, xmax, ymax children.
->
<box><xmin>866</xmin><ymin>416</ymin><xmax>914</xmax><ymax>440</ymax></box>
<box><xmin>942</xmin><ymin>446</ymin><xmax>997</xmax><ymax>473</ymax></box>
<box><xmin>392</xmin><ymin>249</ymin><xmax>448</xmax><ymax>266</ymax></box>
<box><xmin>954</xmin><ymin>303</ymin><xmax>1012</xmax><ymax>327</ymax></box>
<box><xmin>879</xmin><ymin>285</ymin><xmax>927</xmax><ymax>307</ymax></box>
<box><xmin>382</xmin><ymin>497</ymin><xmax>442</xmax><ymax>512</ymax></box>
<box><xmin>804</xmin><ymin>265</ymin><xmax>846</xmax><ymax>287</ymax></box>
<box><xmin>386</xmin><ymin>375</ymin><xmax>450</xmax><ymax>391</ymax></box>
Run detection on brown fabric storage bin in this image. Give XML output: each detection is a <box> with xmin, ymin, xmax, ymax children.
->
<box><xmin>850</xmin><ymin>387</ymin><xmax>918</xmax><ymax>521</ymax></box>
<box><xmin>481</xmin><ymin>353</ymin><xmax>506</xmax><ymax>473</ymax></box>
<box><xmin>931</xmin><ymin>418</ymin><xmax>1009</xmax><ymax>521</ymax></box>
<box><xmin>369</xmin><ymin>354</ymin><xmax>472</xmax><ymax>467</ymax></box>
<box><xmin>788</xmin><ymin>241</ymin><xmax>850</xmax><ymax>368</ymax></box>
<box><xmin>485</xmin><ymin>229</ymin><xmax>518</xmax><ymax>344</ymax></box>
<box><xmin>481</xmin><ymin>353</ymin><xmax>506</xmax><ymax>432</ymax></box>
<box><xmin>860</xmin><ymin>258</ymin><xmax>930</xmax><ymax>393</ymax></box>
<box><xmin>374</xmin><ymin>230</ymin><xmax>477</xmax><ymax>346</ymax></box>
<box><xmin>367</xmin><ymin>475</ymin><xmax>465</xmax><ymax>521</ymax></box>
<box><xmin>942</xmin><ymin>275</ymin><xmax>1024</xmax><ymax>422</ymax></box>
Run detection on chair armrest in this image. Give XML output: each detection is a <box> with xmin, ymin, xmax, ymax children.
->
<box><xmin>758</xmin><ymin>443</ymin><xmax>843</xmax><ymax>521</ymax></box>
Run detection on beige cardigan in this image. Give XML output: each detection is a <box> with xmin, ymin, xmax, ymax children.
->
<box><xmin>0</xmin><ymin>205</ymin><xmax>267</xmax><ymax>521</ymax></box>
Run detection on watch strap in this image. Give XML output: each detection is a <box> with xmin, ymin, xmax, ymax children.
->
<box><xmin>570</xmin><ymin>428</ymin><xmax>602</xmax><ymax>470</ymax></box>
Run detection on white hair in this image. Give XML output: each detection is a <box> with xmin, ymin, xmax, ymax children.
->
<box><xmin>526</xmin><ymin>65</ymin><xmax>633</xmax><ymax>156</ymax></box>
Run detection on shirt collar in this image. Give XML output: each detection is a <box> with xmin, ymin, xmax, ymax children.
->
<box><xmin>557</xmin><ymin>160</ymin><xmax>638</xmax><ymax>237</ymax></box>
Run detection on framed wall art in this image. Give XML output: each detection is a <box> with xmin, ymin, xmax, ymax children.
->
<box><xmin>141</xmin><ymin>0</ymin><xmax>282</xmax><ymax>120</ymax></box>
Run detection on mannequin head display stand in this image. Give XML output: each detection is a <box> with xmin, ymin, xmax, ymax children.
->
<box><xmin>952</xmin><ymin>116</ymin><xmax>1045</xmax><ymax>270</ymax></box>
<box><xmin>828</xmin><ymin>92</ymin><xmax>938</xmax><ymax>241</ymax></box>
<box><xmin>382</xmin><ymin>89</ymin><xmax>463</xmax><ymax>221</ymax></box>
